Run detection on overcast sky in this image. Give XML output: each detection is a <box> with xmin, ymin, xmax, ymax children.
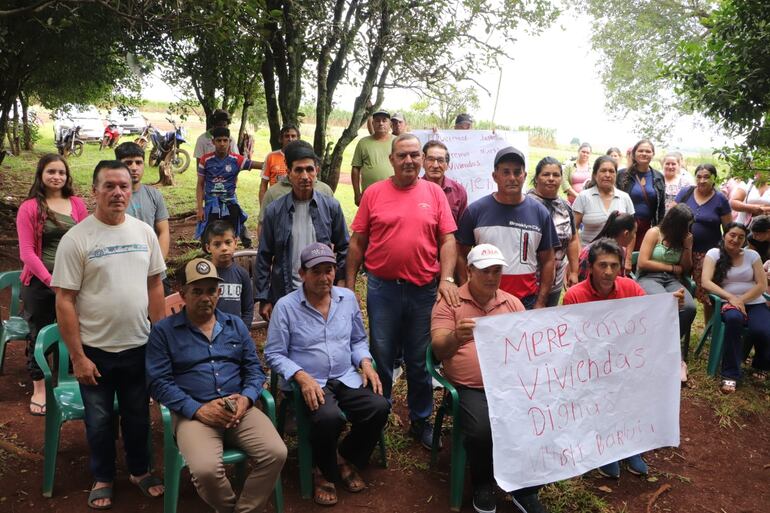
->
<box><xmin>144</xmin><ymin>11</ymin><xmax>731</xmax><ymax>152</ymax></box>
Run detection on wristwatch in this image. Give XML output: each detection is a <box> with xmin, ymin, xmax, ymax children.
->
<box><xmin>442</xmin><ymin>277</ymin><xmax>455</xmax><ymax>283</ymax></box>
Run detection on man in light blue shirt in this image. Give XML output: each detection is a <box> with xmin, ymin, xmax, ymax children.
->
<box><xmin>265</xmin><ymin>242</ymin><xmax>390</xmax><ymax>506</ymax></box>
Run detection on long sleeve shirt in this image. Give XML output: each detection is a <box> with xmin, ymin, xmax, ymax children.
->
<box><xmin>146</xmin><ymin>309</ymin><xmax>266</xmax><ymax>419</ymax></box>
<box><xmin>264</xmin><ymin>285</ymin><xmax>371</xmax><ymax>390</ymax></box>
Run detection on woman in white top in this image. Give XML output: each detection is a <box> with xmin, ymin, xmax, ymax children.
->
<box><xmin>701</xmin><ymin>223</ymin><xmax>770</xmax><ymax>394</ymax></box>
<box><xmin>573</xmin><ymin>155</ymin><xmax>635</xmax><ymax>256</ymax></box>
<box><xmin>729</xmin><ymin>175</ymin><xmax>770</xmax><ymax>225</ymax></box>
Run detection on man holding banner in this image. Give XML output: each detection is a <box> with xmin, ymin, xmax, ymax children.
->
<box><xmin>457</xmin><ymin>146</ymin><xmax>558</xmax><ymax>310</ymax></box>
<box><xmin>432</xmin><ymin>244</ymin><xmax>547</xmax><ymax>513</ymax></box>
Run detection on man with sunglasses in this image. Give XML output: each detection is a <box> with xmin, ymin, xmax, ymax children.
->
<box><xmin>456</xmin><ymin>147</ymin><xmax>559</xmax><ymax>310</ymax></box>
<box><xmin>346</xmin><ymin>133</ymin><xmax>459</xmax><ymax>449</ymax></box>
<box><xmin>421</xmin><ymin>140</ymin><xmax>468</xmax><ymax>224</ymax></box>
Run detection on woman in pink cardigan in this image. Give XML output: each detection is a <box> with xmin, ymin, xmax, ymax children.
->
<box><xmin>16</xmin><ymin>154</ymin><xmax>88</xmax><ymax>415</ymax></box>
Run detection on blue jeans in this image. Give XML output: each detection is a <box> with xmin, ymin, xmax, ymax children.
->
<box><xmin>721</xmin><ymin>302</ymin><xmax>770</xmax><ymax>380</ymax></box>
<box><xmin>80</xmin><ymin>345</ymin><xmax>150</xmax><ymax>482</ymax></box>
<box><xmin>367</xmin><ymin>274</ymin><xmax>435</xmax><ymax>421</ymax></box>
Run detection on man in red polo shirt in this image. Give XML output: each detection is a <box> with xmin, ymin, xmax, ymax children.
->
<box><xmin>431</xmin><ymin>244</ymin><xmax>547</xmax><ymax>513</ymax></box>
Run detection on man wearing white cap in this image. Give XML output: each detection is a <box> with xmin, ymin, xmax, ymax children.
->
<box><xmin>431</xmin><ymin>244</ymin><xmax>548</xmax><ymax>513</ymax></box>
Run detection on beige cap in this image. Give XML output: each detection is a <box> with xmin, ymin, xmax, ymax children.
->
<box><xmin>184</xmin><ymin>258</ymin><xmax>223</xmax><ymax>285</ymax></box>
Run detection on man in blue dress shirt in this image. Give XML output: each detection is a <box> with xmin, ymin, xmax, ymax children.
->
<box><xmin>265</xmin><ymin>242</ymin><xmax>390</xmax><ymax>506</ymax></box>
<box><xmin>146</xmin><ymin>258</ymin><xmax>286</xmax><ymax>513</ymax></box>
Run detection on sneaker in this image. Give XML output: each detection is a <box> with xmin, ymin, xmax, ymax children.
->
<box><xmin>625</xmin><ymin>454</ymin><xmax>648</xmax><ymax>476</ymax></box>
<box><xmin>393</xmin><ymin>366</ymin><xmax>403</xmax><ymax>382</ymax></box>
<box><xmin>511</xmin><ymin>490</ymin><xmax>548</xmax><ymax>513</ymax></box>
<box><xmin>409</xmin><ymin>419</ymin><xmax>436</xmax><ymax>451</ymax></box>
<box><xmin>472</xmin><ymin>484</ymin><xmax>496</xmax><ymax>513</ymax></box>
<box><xmin>597</xmin><ymin>461</ymin><xmax>620</xmax><ymax>479</ymax></box>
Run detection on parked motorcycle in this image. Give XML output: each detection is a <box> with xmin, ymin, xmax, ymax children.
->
<box><xmin>55</xmin><ymin>126</ymin><xmax>84</xmax><ymax>157</ymax></box>
<box><xmin>99</xmin><ymin>124</ymin><xmax>121</xmax><ymax>150</ymax></box>
<box><xmin>148</xmin><ymin>118</ymin><xmax>190</xmax><ymax>174</ymax></box>
<box><xmin>134</xmin><ymin>124</ymin><xmax>154</xmax><ymax>150</ymax></box>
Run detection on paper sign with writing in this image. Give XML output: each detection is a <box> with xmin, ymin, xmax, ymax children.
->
<box><xmin>413</xmin><ymin>130</ymin><xmax>529</xmax><ymax>204</ymax></box>
<box><xmin>473</xmin><ymin>294</ymin><xmax>681</xmax><ymax>491</ymax></box>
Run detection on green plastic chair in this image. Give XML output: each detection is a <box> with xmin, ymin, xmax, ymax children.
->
<box><xmin>694</xmin><ymin>293</ymin><xmax>769</xmax><ymax>377</ymax></box>
<box><xmin>630</xmin><ymin>251</ymin><xmax>697</xmax><ymax>360</ymax></box>
<box><xmin>275</xmin><ymin>376</ymin><xmax>387</xmax><ymax>500</ymax></box>
<box><xmin>0</xmin><ymin>270</ymin><xmax>30</xmax><ymax>373</ymax></box>
<box><xmin>160</xmin><ymin>389</ymin><xmax>284</xmax><ymax>513</ymax></box>
<box><xmin>426</xmin><ymin>345</ymin><xmax>465</xmax><ymax>512</ymax></box>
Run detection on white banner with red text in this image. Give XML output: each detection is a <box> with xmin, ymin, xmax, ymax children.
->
<box><xmin>473</xmin><ymin>294</ymin><xmax>681</xmax><ymax>491</ymax></box>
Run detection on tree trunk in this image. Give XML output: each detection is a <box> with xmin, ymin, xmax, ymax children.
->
<box><xmin>9</xmin><ymin>100</ymin><xmax>20</xmax><ymax>155</ymax></box>
<box><xmin>158</xmin><ymin>154</ymin><xmax>175</xmax><ymax>186</ymax></box>
<box><xmin>19</xmin><ymin>91</ymin><xmax>32</xmax><ymax>150</ymax></box>
<box><xmin>237</xmin><ymin>92</ymin><xmax>251</xmax><ymax>152</ymax></box>
<box><xmin>261</xmin><ymin>49</ymin><xmax>281</xmax><ymax>151</ymax></box>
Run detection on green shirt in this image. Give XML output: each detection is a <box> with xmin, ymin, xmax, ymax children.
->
<box><xmin>42</xmin><ymin>212</ymin><xmax>76</xmax><ymax>271</ymax></box>
<box><xmin>351</xmin><ymin>135</ymin><xmax>394</xmax><ymax>191</ymax></box>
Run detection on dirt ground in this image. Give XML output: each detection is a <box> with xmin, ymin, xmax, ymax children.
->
<box><xmin>0</xmin><ymin>213</ymin><xmax>768</xmax><ymax>513</ymax></box>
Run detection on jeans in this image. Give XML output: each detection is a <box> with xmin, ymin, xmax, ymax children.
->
<box><xmin>366</xmin><ymin>274</ymin><xmax>435</xmax><ymax>421</ymax></box>
<box><xmin>637</xmin><ymin>272</ymin><xmax>696</xmax><ymax>338</ymax></box>
<box><xmin>79</xmin><ymin>345</ymin><xmax>150</xmax><ymax>482</ymax></box>
<box><xmin>721</xmin><ymin>302</ymin><xmax>770</xmax><ymax>380</ymax></box>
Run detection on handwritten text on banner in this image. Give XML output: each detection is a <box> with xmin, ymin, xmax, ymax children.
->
<box><xmin>473</xmin><ymin>294</ymin><xmax>681</xmax><ymax>491</ymax></box>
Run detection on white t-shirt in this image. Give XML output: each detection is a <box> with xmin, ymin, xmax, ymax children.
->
<box><xmin>51</xmin><ymin>215</ymin><xmax>166</xmax><ymax>352</ymax></box>
<box><xmin>572</xmin><ymin>186</ymin><xmax>635</xmax><ymax>246</ymax></box>
<box><xmin>705</xmin><ymin>248</ymin><xmax>764</xmax><ymax>305</ymax></box>
<box><xmin>193</xmin><ymin>131</ymin><xmax>240</xmax><ymax>159</ymax></box>
<box><xmin>736</xmin><ymin>180</ymin><xmax>770</xmax><ymax>225</ymax></box>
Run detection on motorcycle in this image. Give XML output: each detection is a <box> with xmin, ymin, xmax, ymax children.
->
<box><xmin>134</xmin><ymin>124</ymin><xmax>154</xmax><ymax>150</ymax></box>
<box><xmin>148</xmin><ymin>118</ymin><xmax>190</xmax><ymax>174</ymax></box>
<box><xmin>55</xmin><ymin>126</ymin><xmax>84</xmax><ymax>157</ymax></box>
<box><xmin>99</xmin><ymin>123</ymin><xmax>122</xmax><ymax>150</ymax></box>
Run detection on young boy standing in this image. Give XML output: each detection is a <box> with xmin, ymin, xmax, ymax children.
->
<box><xmin>196</xmin><ymin>127</ymin><xmax>262</xmax><ymax>247</ymax></box>
<box><xmin>203</xmin><ymin>220</ymin><xmax>255</xmax><ymax>327</ymax></box>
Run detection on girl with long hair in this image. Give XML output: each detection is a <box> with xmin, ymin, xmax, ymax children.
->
<box><xmin>16</xmin><ymin>154</ymin><xmax>88</xmax><ymax>415</ymax></box>
<box><xmin>701</xmin><ymin>223</ymin><xmax>770</xmax><ymax>394</ymax></box>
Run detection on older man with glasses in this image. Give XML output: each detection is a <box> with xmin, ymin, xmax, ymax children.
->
<box><xmin>421</xmin><ymin>140</ymin><xmax>468</xmax><ymax>224</ymax></box>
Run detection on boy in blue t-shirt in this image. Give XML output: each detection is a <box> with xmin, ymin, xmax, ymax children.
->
<box><xmin>195</xmin><ymin>126</ymin><xmax>262</xmax><ymax>247</ymax></box>
<box><xmin>203</xmin><ymin>220</ymin><xmax>254</xmax><ymax>327</ymax></box>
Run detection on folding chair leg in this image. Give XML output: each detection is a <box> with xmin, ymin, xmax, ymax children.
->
<box><xmin>695</xmin><ymin>316</ymin><xmax>713</xmax><ymax>357</ymax></box>
<box><xmin>296</xmin><ymin>410</ymin><xmax>313</xmax><ymax>499</ymax></box>
<box><xmin>449</xmin><ymin>425</ymin><xmax>466</xmax><ymax>512</ymax></box>
<box><xmin>706</xmin><ymin>316</ymin><xmax>725</xmax><ymax>377</ymax></box>
<box><xmin>163</xmin><ymin>451</ymin><xmax>185</xmax><ymax>513</ymax></box>
<box><xmin>42</xmin><ymin>415</ymin><xmax>63</xmax><ymax>497</ymax></box>
<box><xmin>273</xmin><ymin>476</ymin><xmax>284</xmax><ymax>513</ymax></box>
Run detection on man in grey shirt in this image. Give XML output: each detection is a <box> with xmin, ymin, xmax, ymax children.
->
<box><xmin>116</xmin><ymin>142</ymin><xmax>171</xmax><ymax>291</ymax></box>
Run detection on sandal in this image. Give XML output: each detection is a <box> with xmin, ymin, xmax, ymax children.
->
<box><xmin>339</xmin><ymin>464</ymin><xmax>366</xmax><ymax>493</ymax></box>
<box><xmin>751</xmin><ymin>370</ymin><xmax>768</xmax><ymax>381</ymax></box>
<box><xmin>88</xmin><ymin>482</ymin><xmax>113</xmax><ymax>510</ymax></box>
<box><xmin>29</xmin><ymin>400</ymin><xmax>46</xmax><ymax>417</ymax></box>
<box><xmin>314</xmin><ymin>482</ymin><xmax>338</xmax><ymax>506</ymax></box>
<box><xmin>129</xmin><ymin>474</ymin><xmax>164</xmax><ymax>498</ymax></box>
<box><xmin>720</xmin><ymin>379</ymin><xmax>737</xmax><ymax>395</ymax></box>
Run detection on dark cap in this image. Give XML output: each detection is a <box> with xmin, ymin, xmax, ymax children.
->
<box><xmin>283</xmin><ymin>140</ymin><xmax>318</xmax><ymax>169</ymax></box>
<box><xmin>372</xmin><ymin>110</ymin><xmax>391</xmax><ymax>119</ymax></box>
<box><xmin>183</xmin><ymin>258</ymin><xmax>223</xmax><ymax>285</ymax></box>
<box><xmin>300</xmin><ymin>243</ymin><xmax>336</xmax><ymax>269</ymax></box>
<box><xmin>494</xmin><ymin>146</ymin><xmax>526</xmax><ymax>167</ymax></box>
<box><xmin>212</xmin><ymin>109</ymin><xmax>231</xmax><ymax>124</ymax></box>
<box><xmin>454</xmin><ymin>113</ymin><xmax>474</xmax><ymax>125</ymax></box>
<box><xmin>211</xmin><ymin>126</ymin><xmax>230</xmax><ymax>139</ymax></box>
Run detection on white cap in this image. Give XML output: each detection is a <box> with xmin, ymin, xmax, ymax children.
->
<box><xmin>467</xmin><ymin>244</ymin><xmax>507</xmax><ymax>269</ymax></box>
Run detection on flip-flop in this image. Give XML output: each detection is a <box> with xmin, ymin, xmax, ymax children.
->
<box><xmin>129</xmin><ymin>475</ymin><xmax>164</xmax><ymax>498</ymax></box>
<box><xmin>29</xmin><ymin>401</ymin><xmax>46</xmax><ymax>417</ymax></box>
<box><xmin>314</xmin><ymin>482</ymin><xmax>338</xmax><ymax>506</ymax></box>
<box><xmin>88</xmin><ymin>483</ymin><xmax>113</xmax><ymax>510</ymax></box>
<box><xmin>339</xmin><ymin>466</ymin><xmax>366</xmax><ymax>493</ymax></box>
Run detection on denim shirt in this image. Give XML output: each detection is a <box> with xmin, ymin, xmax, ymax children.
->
<box><xmin>146</xmin><ymin>309</ymin><xmax>266</xmax><ymax>419</ymax></box>
<box><xmin>264</xmin><ymin>285</ymin><xmax>371</xmax><ymax>390</ymax></box>
<box><xmin>255</xmin><ymin>190</ymin><xmax>349</xmax><ymax>304</ymax></box>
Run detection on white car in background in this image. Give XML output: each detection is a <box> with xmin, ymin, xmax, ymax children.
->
<box><xmin>108</xmin><ymin>108</ymin><xmax>147</xmax><ymax>135</ymax></box>
<box><xmin>52</xmin><ymin>105</ymin><xmax>105</xmax><ymax>141</ymax></box>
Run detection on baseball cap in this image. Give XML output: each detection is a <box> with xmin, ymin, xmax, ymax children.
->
<box><xmin>300</xmin><ymin>242</ymin><xmax>336</xmax><ymax>269</ymax></box>
<box><xmin>391</xmin><ymin>112</ymin><xmax>405</xmax><ymax>122</ymax></box>
<box><xmin>467</xmin><ymin>244</ymin><xmax>507</xmax><ymax>269</ymax></box>
<box><xmin>184</xmin><ymin>258</ymin><xmax>223</xmax><ymax>285</ymax></box>
<box><xmin>283</xmin><ymin>140</ymin><xmax>318</xmax><ymax>169</ymax></box>
<box><xmin>494</xmin><ymin>146</ymin><xmax>526</xmax><ymax>167</ymax></box>
<box><xmin>372</xmin><ymin>110</ymin><xmax>391</xmax><ymax>119</ymax></box>
<box><xmin>454</xmin><ymin>113</ymin><xmax>474</xmax><ymax>125</ymax></box>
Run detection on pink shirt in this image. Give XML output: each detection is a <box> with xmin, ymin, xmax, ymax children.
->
<box><xmin>351</xmin><ymin>178</ymin><xmax>456</xmax><ymax>286</ymax></box>
<box><xmin>17</xmin><ymin>197</ymin><xmax>89</xmax><ymax>286</ymax></box>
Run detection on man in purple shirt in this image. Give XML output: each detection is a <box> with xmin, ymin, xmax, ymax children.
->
<box><xmin>265</xmin><ymin>243</ymin><xmax>390</xmax><ymax>506</ymax></box>
<box><xmin>422</xmin><ymin>140</ymin><xmax>468</xmax><ymax>224</ymax></box>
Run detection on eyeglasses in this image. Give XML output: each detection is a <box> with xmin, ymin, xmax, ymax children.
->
<box><xmin>425</xmin><ymin>157</ymin><xmax>447</xmax><ymax>165</ymax></box>
<box><xmin>394</xmin><ymin>152</ymin><xmax>422</xmax><ymax>161</ymax></box>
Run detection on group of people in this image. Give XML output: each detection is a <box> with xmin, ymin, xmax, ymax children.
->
<box><xmin>12</xmin><ymin>110</ymin><xmax>770</xmax><ymax>513</ymax></box>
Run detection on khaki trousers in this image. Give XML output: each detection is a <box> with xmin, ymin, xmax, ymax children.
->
<box><xmin>173</xmin><ymin>407</ymin><xmax>287</xmax><ymax>513</ymax></box>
